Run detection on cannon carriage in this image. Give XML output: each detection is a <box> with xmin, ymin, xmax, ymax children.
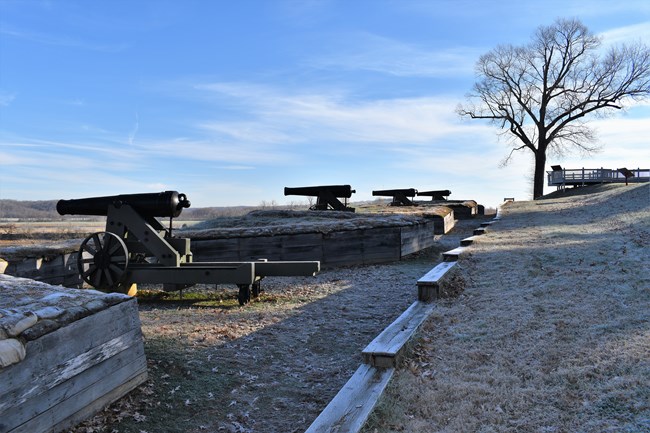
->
<box><xmin>57</xmin><ymin>191</ymin><xmax>320</xmax><ymax>305</ymax></box>
<box><xmin>372</xmin><ymin>188</ymin><xmax>418</xmax><ymax>206</ymax></box>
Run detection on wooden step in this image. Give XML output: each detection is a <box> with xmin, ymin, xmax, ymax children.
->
<box><xmin>460</xmin><ymin>236</ymin><xmax>478</xmax><ymax>246</ymax></box>
<box><xmin>442</xmin><ymin>246</ymin><xmax>466</xmax><ymax>261</ymax></box>
<box><xmin>416</xmin><ymin>261</ymin><xmax>457</xmax><ymax>301</ymax></box>
<box><xmin>362</xmin><ymin>301</ymin><xmax>435</xmax><ymax>368</ymax></box>
<box><xmin>473</xmin><ymin>227</ymin><xmax>487</xmax><ymax>236</ymax></box>
<box><xmin>304</xmin><ymin>364</ymin><xmax>394</xmax><ymax>433</ymax></box>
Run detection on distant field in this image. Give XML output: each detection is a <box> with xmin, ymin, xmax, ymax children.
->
<box><xmin>0</xmin><ymin>219</ymin><xmax>200</xmax><ymax>248</ymax></box>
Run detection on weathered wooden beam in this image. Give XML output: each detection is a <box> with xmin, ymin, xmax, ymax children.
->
<box><xmin>473</xmin><ymin>227</ymin><xmax>487</xmax><ymax>236</ymax></box>
<box><xmin>304</xmin><ymin>364</ymin><xmax>394</xmax><ymax>433</ymax></box>
<box><xmin>442</xmin><ymin>247</ymin><xmax>466</xmax><ymax>262</ymax></box>
<box><xmin>362</xmin><ymin>301</ymin><xmax>435</xmax><ymax>368</ymax></box>
<box><xmin>460</xmin><ymin>236</ymin><xmax>478</xmax><ymax>246</ymax></box>
<box><xmin>416</xmin><ymin>261</ymin><xmax>457</xmax><ymax>301</ymax></box>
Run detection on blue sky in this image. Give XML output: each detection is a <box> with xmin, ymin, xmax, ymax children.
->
<box><xmin>1</xmin><ymin>0</ymin><xmax>649</xmax><ymax>209</ymax></box>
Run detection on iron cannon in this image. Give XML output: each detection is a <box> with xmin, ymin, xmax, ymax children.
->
<box><xmin>57</xmin><ymin>190</ymin><xmax>191</xmax><ymax>218</ymax></box>
<box><xmin>372</xmin><ymin>188</ymin><xmax>418</xmax><ymax>206</ymax></box>
<box><xmin>284</xmin><ymin>184</ymin><xmax>356</xmax><ymax>212</ymax></box>
<box><xmin>58</xmin><ymin>191</ymin><xmax>320</xmax><ymax>305</ymax></box>
<box><xmin>417</xmin><ymin>190</ymin><xmax>451</xmax><ymax>201</ymax></box>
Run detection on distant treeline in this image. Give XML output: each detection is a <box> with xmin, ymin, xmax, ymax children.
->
<box><xmin>0</xmin><ymin>200</ymin><xmax>60</xmax><ymax>219</ymax></box>
<box><xmin>0</xmin><ymin>199</ymin><xmax>309</xmax><ymax>220</ymax></box>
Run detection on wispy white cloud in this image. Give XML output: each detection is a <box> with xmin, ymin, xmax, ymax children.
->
<box><xmin>561</xmin><ymin>0</ymin><xmax>650</xmax><ymax>17</ymax></box>
<box><xmin>307</xmin><ymin>33</ymin><xmax>479</xmax><ymax>77</ymax></box>
<box><xmin>599</xmin><ymin>21</ymin><xmax>650</xmax><ymax>45</ymax></box>
<box><xmin>132</xmin><ymin>137</ymin><xmax>297</xmax><ymax>165</ymax></box>
<box><xmin>128</xmin><ymin>113</ymin><xmax>139</xmax><ymax>146</ymax></box>
<box><xmin>66</xmin><ymin>98</ymin><xmax>86</xmax><ymax>106</ymax></box>
<box><xmin>0</xmin><ymin>26</ymin><xmax>128</xmax><ymax>52</ymax></box>
<box><xmin>196</xmin><ymin>81</ymin><xmax>480</xmax><ymax>148</ymax></box>
<box><xmin>0</xmin><ymin>91</ymin><xmax>16</xmax><ymax>106</ymax></box>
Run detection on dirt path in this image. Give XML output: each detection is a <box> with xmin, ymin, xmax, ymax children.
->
<box><xmin>73</xmin><ymin>219</ymin><xmax>483</xmax><ymax>433</ymax></box>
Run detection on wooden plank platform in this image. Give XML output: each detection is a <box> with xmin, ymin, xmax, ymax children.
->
<box><xmin>442</xmin><ymin>247</ymin><xmax>466</xmax><ymax>262</ymax></box>
<box><xmin>304</xmin><ymin>364</ymin><xmax>394</xmax><ymax>433</ymax></box>
<box><xmin>416</xmin><ymin>261</ymin><xmax>457</xmax><ymax>301</ymax></box>
<box><xmin>362</xmin><ymin>301</ymin><xmax>435</xmax><ymax>368</ymax></box>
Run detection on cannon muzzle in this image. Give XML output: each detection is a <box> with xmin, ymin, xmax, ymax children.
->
<box><xmin>57</xmin><ymin>191</ymin><xmax>191</xmax><ymax>218</ymax></box>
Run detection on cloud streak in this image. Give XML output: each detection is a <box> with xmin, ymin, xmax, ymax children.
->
<box><xmin>307</xmin><ymin>32</ymin><xmax>479</xmax><ymax>77</ymax></box>
<box><xmin>196</xmin><ymin>81</ymin><xmax>484</xmax><ymax>149</ymax></box>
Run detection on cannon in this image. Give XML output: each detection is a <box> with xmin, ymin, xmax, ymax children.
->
<box><xmin>57</xmin><ymin>191</ymin><xmax>320</xmax><ymax>305</ymax></box>
<box><xmin>372</xmin><ymin>188</ymin><xmax>418</xmax><ymax>206</ymax></box>
<box><xmin>284</xmin><ymin>184</ymin><xmax>356</xmax><ymax>212</ymax></box>
<box><xmin>417</xmin><ymin>189</ymin><xmax>451</xmax><ymax>201</ymax></box>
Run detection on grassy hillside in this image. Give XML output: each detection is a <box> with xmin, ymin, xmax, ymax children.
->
<box><xmin>364</xmin><ymin>183</ymin><xmax>650</xmax><ymax>432</ymax></box>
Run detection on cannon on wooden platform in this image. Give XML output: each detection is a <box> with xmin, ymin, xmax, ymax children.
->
<box><xmin>372</xmin><ymin>188</ymin><xmax>418</xmax><ymax>206</ymax></box>
<box><xmin>417</xmin><ymin>189</ymin><xmax>451</xmax><ymax>201</ymax></box>
<box><xmin>57</xmin><ymin>191</ymin><xmax>320</xmax><ymax>305</ymax></box>
<box><xmin>284</xmin><ymin>184</ymin><xmax>356</xmax><ymax>212</ymax></box>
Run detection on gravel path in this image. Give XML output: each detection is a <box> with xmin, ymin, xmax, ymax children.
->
<box><xmin>71</xmin><ymin>218</ymin><xmax>482</xmax><ymax>433</ymax></box>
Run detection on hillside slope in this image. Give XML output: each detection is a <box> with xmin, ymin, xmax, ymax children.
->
<box><xmin>365</xmin><ymin>183</ymin><xmax>650</xmax><ymax>432</ymax></box>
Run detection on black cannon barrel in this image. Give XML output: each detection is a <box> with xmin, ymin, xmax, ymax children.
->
<box><xmin>284</xmin><ymin>185</ymin><xmax>355</xmax><ymax>198</ymax></box>
<box><xmin>56</xmin><ymin>191</ymin><xmax>191</xmax><ymax>218</ymax></box>
<box><xmin>372</xmin><ymin>188</ymin><xmax>417</xmax><ymax>197</ymax></box>
<box><xmin>417</xmin><ymin>189</ymin><xmax>451</xmax><ymax>197</ymax></box>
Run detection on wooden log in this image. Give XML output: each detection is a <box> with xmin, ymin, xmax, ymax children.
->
<box><xmin>304</xmin><ymin>364</ymin><xmax>394</xmax><ymax>433</ymax></box>
<box><xmin>442</xmin><ymin>247</ymin><xmax>465</xmax><ymax>262</ymax></box>
<box><xmin>416</xmin><ymin>261</ymin><xmax>457</xmax><ymax>302</ymax></box>
<box><xmin>362</xmin><ymin>301</ymin><xmax>435</xmax><ymax>368</ymax></box>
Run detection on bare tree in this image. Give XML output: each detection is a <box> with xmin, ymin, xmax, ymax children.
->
<box><xmin>458</xmin><ymin>18</ymin><xmax>650</xmax><ymax>198</ymax></box>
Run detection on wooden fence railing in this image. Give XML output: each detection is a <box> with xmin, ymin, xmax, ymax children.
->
<box><xmin>547</xmin><ymin>167</ymin><xmax>649</xmax><ymax>187</ymax></box>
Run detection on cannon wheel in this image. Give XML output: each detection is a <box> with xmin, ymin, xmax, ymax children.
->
<box><xmin>77</xmin><ymin>232</ymin><xmax>129</xmax><ymax>292</ymax></box>
<box><xmin>237</xmin><ymin>284</ymin><xmax>251</xmax><ymax>306</ymax></box>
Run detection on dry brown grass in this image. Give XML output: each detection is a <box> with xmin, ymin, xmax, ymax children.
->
<box><xmin>363</xmin><ymin>183</ymin><xmax>650</xmax><ymax>433</ymax></box>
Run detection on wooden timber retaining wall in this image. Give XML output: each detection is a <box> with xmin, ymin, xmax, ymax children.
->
<box><xmin>0</xmin><ymin>275</ymin><xmax>147</xmax><ymax>433</ymax></box>
<box><xmin>191</xmin><ymin>220</ymin><xmax>448</xmax><ymax>267</ymax></box>
<box><xmin>1</xmin><ymin>216</ymin><xmax>454</xmax><ymax>285</ymax></box>
<box><xmin>0</xmin><ymin>252</ymin><xmax>82</xmax><ymax>288</ymax></box>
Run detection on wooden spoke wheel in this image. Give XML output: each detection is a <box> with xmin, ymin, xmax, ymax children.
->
<box><xmin>77</xmin><ymin>232</ymin><xmax>129</xmax><ymax>292</ymax></box>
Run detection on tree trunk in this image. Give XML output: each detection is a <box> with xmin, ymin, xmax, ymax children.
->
<box><xmin>533</xmin><ymin>150</ymin><xmax>547</xmax><ymax>199</ymax></box>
